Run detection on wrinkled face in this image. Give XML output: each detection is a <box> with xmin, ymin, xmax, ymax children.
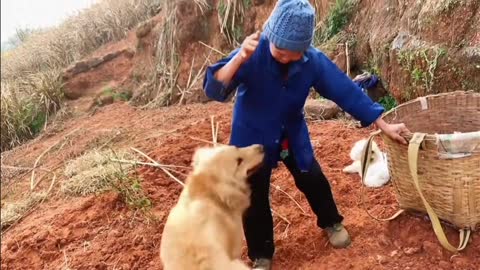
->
<box><xmin>269</xmin><ymin>43</ymin><xmax>303</xmax><ymax>64</ymax></box>
<box><xmin>192</xmin><ymin>144</ymin><xmax>265</xmax><ymax>181</ymax></box>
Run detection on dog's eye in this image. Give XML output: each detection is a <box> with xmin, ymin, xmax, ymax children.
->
<box><xmin>237</xmin><ymin>158</ymin><xmax>243</xmax><ymax>166</ymax></box>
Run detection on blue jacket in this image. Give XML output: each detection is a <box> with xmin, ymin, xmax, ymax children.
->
<box><xmin>202</xmin><ymin>34</ymin><xmax>384</xmax><ymax>171</ymax></box>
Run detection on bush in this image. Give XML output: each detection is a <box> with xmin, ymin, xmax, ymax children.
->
<box><xmin>315</xmin><ymin>0</ymin><xmax>358</xmax><ymax>44</ymax></box>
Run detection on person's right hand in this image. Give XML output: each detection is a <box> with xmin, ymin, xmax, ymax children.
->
<box><xmin>239</xmin><ymin>31</ymin><xmax>261</xmax><ymax>62</ymax></box>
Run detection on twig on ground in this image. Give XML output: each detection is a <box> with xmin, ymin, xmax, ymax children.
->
<box><xmin>188</xmin><ymin>136</ymin><xmax>226</xmax><ymax>146</ymax></box>
<box><xmin>62</xmin><ymin>249</ymin><xmax>70</xmax><ymax>270</ymax></box>
<box><xmin>110</xmin><ymin>158</ymin><xmax>189</xmax><ymax>169</ymax></box>
<box><xmin>97</xmin><ymin>130</ymin><xmax>122</xmax><ymax>150</ymax></box>
<box><xmin>130</xmin><ymin>147</ymin><xmax>185</xmax><ymax>187</ymax></box>
<box><xmin>30</xmin><ymin>127</ymin><xmax>80</xmax><ymax>191</ymax></box>
<box><xmin>271</xmin><ymin>208</ymin><xmax>291</xmax><ymax>238</ymax></box>
<box><xmin>110</xmin><ymin>158</ymin><xmax>189</xmax><ymax>177</ymax></box>
<box><xmin>271</xmin><ymin>184</ymin><xmax>310</xmax><ymax>216</ymax></box>
<box><xmin>210</xmin><ymin>116</ymin><xmax>220</xmax><ymax>145</ymax></box>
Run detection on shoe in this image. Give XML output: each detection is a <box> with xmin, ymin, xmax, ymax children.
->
<box><xmin>325</xmin><ymin>223</ymin><xmax>351</xmax><ymax>248</ymax></box>
<box><xmin>252</xmin><ymin>258</ymin><xmax>272</xmax><ymax>270</ymax></box>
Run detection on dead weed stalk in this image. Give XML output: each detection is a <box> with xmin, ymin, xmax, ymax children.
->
<box><xmin>145</xmin><ymin>0</ymin><xmax>180</xmax><ymax>108</ymax></box>
<box><xmin>217</xmin><ymin>0</ymin><xmax>248</xmax><ymax>46</ymax></box>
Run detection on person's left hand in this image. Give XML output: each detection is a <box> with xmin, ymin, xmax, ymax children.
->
<box><xmin>374</xmin><ymin>118</ymin><xmax>410</xmax><ymax>145</ymax></box>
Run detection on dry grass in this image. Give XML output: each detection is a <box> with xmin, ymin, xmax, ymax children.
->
<box><xmin>61</xmin><ymin>149</ymin><xmax>134</xmax><ymax>196</ymax></box>
<box><xmin>144</xmin><ymin>0</ymin><xmax>180</xmax><ymax>108</ymax></box>
<box><xmin>62</xmin><ymin>148</ymin><xmax>154</xmax><ymax>216</ymax></box>
<box><xmin>217</xmin><ymin>0</ymin><xmax>249</xmax><ymax>46</ymax></box>
<box><xmin>1</xmin><ymin>0</ymin><xmax>160</xmax><ymax>81</ymax></box>
<box><xmin>1</xmin><ymin>0</ymin><xmax>161</xmax><ymax>152</ymax></box>
<box><xmin>142</xmin><ymin>0</ymin><xmax>234</xmax><ymax>108</ymax></box>
<box><xmin>1</xmin><ymin>192</ymin><xmax>47</xmax><ymax>230</ymax></box>
<box><xmin>193</xmin><ymin>0</ymin><xmax>211</xmax><ymax>14</ymax></box>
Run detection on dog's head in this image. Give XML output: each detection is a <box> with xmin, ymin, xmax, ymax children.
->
<box><xmin>192</xmin><ymin>144</ymin><xmax>264</xmax><ymax>180</ymax></box>
<box><xmin>187</xmin><ymin>144</ymin><xmax>264</xmax><ymax>211</ymax></box>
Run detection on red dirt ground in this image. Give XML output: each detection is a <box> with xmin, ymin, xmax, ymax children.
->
<box><xmin>1</xmin><ymin>102</ymin><xmax>479</xmax><ymax>270</ymax></box>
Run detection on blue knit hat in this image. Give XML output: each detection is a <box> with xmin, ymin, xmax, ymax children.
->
<box><xmin>264</xmin><ymin>0</ymin><xmax>315</xmax><ymax>52</ymax></box>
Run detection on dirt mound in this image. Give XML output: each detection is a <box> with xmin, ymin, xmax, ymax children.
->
<box><xmin>60</xmin><ymin>14</ymin><xmax>163</xmax><ymax>112</ymax></box>
<box><xmin>1</xmin><ymin>102</ymin><xmax>479</xmax><ymax>270</ymax></box>
<box><xmin>346</xmin><ymin>0</ymin><xmax>480</xmax><ymax>101</ymax></box>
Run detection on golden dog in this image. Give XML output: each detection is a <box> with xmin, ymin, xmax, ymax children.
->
<box><xmin>160</xmin><ymin>144</ymin><xmax>264</xmax><ymax>270</ymax></box>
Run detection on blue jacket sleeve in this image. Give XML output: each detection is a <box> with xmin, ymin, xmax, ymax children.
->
<box><xmin>202</xmin><ymin>48</ymin><xmax>249</xmax><ymax>102</ymax></box>
<box><xmin>312</xmin><ymin>50</ymin><xmax>385</xmax><ymax>127</ymax></box>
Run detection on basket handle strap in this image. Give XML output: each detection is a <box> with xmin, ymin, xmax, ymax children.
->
<box><xmin>408</xmin><ymin>132</ymin><xmax>471</xmax><ymax>252</ymax></box>
<box><xmin>360</xmin><ymin>130</ymin><xmax>405</xmax><ymax>221</ymax></box>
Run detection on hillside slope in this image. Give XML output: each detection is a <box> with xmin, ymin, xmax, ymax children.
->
<box><xmin>1</xmin><ymin>102</ymin><xmax>479</xmax><ymax>269</ymax></box>
<box><xmin>1</xmin><ymin>1</ymin><xmax>479</xmax><ymax>269</ymax></box>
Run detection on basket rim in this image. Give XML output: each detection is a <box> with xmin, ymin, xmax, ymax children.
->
<box><xmin>382</xmin><ymin>91</ymin><xmax>480</xmax><ymax>141</ymax></box>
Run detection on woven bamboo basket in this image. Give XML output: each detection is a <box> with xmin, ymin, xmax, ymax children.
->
<box><xmin>361</xmin><ymin>91</ymin><xmax>480</xmax><ymax>252</ymax></box>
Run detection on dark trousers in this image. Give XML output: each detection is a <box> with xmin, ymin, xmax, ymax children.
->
<box><xmin>242</xmin><ymin>150</ymin><xmax>344</xmax><ymax>260</ymax></box>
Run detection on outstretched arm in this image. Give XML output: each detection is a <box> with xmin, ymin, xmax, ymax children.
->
<box><xmin>312</xmin><ymin>50</ymin><xmax>409</xmax><ymax>144</ymax></box>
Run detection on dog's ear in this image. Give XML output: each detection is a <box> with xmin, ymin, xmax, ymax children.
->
<box><xmin>191</xmin><ymin>147</ymin><xmax>206</xmax><ymax>167</ymax></box>
<box><xmin>191</xmin><ymin>146</ymin><xmax>214</xmax><ymax>168</ymax></box>
<box><xmin>188</xmin><ymin>171</ymin><xmax>220</xmax><ymax>198</ymax></box>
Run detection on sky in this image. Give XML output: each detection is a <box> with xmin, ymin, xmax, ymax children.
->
<box><xmin>1</xmin><ymin>0</ymin><xmax>98</xmax><ymax>43</ymax></box>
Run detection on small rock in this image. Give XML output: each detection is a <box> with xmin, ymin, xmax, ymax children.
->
<box><xmin>59</xmin><ymin>238</ymin><xmax>67</xmax><ymax>246</ymax></box>
<box><xmin>9</xmin><ymin>242</ymin><xmax>18</xmax><ymax>252</ymax></box>
<box><xmin>378</xmin><ymin>235</ymin><xmax>393</xmax><ymax>247</ymax></box>
<box><xmin>422</xmin><ymin>241</ymin><xmax>443</xmax><ymax>257</ymax></box>
<box><xmin>134</xmin><ymin>236</ymin><xmax>143</xmax><ymax>245</ymax></box>
<box><xmin>102</xmin><ymin>50</ymin><xmax>123</xmax><ymax>62</ymax></box>
<box><xmin>110</xmin><ymin>229</ymin><xmax>122</xmax><ymax>237</ymax></box>
<box><xmin>124</xmin><ymin>48</ymin><xmax>135</xmax><ymax>58</ymax></box>
<box><xmin>67</xmin><ymin>61</ymin><xmax>90</xmax><ymax>76</ymax></box>
<box><xmin>86</xmin><ymin>57</ymin><xmax>104</xmax><ymax>68</ymax></box>
<box><xmin>96</xmin><ymin>95</ymin><xmax>114</xmax><ymax>107</ymax></box>
<box><xmin>438</xmin><ymin>261</ymin><xmax>450</xmax><ymax>269</ymax></box>
<box><xmin>393</xmin><ymin>240</ymin><xmax>402</xmax><ymax>249</ymax></box>
<box><xmin>403</xmin><ymin>246</ymin><xmax>420</xmax><ymax>255</ymax></box>
<box><xmin>376</xmin><ymin>255</ymin><xmax>388</xmax><ymax>264</ymax></box>
<box><xmin>35</xmin><ymin>231</ymin><xmax>49</xmax><ymax>240</ymax></box>
<box><xmin>390</xmin><ymin>250</ymin><xmax>399</xmax><ymax>257</ymax></box>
